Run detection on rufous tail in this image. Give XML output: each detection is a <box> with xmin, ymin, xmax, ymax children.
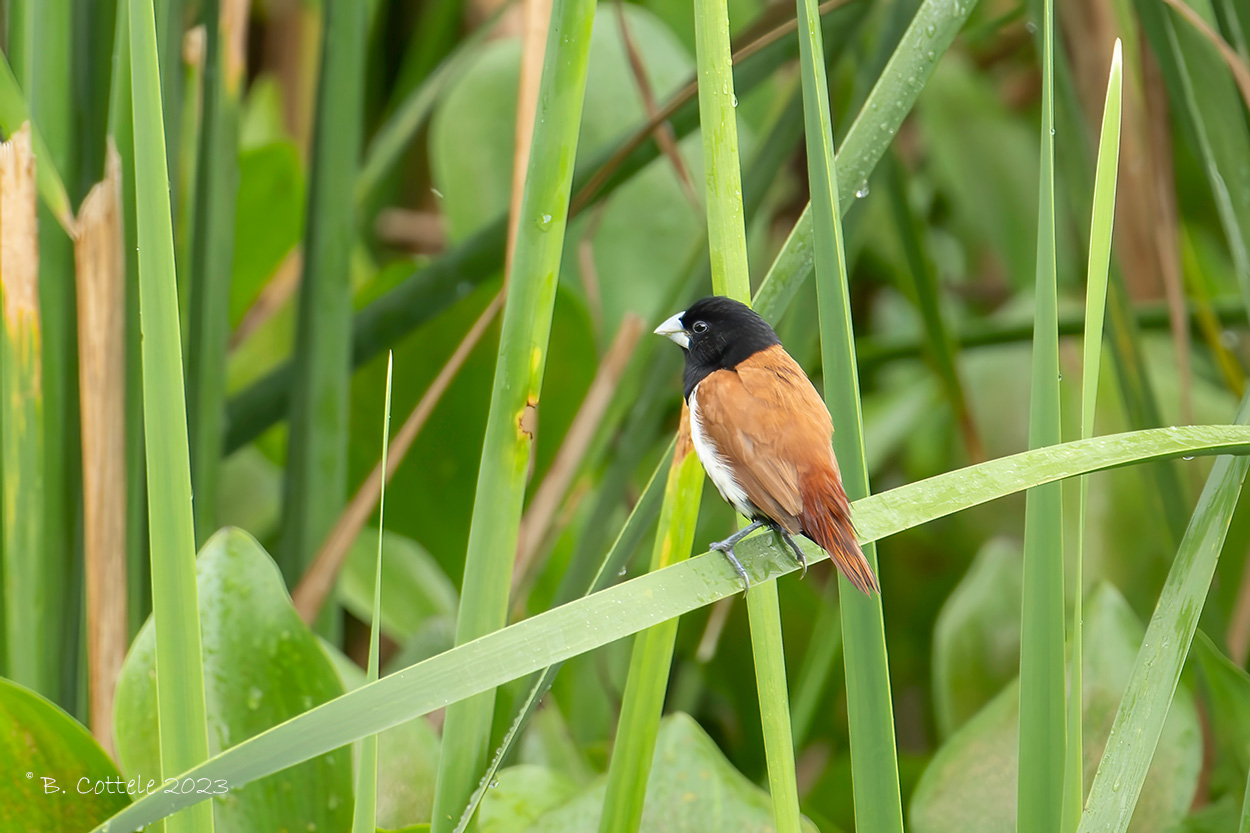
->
<box><xmin>799</xmin><ymin>470</ymin><xmax>879</xmax><ymax>595</ymax></box>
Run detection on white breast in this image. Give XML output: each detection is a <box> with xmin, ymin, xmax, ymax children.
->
<box><xmin>689</xmin><ymin>384</ymin><xmax>755</xmax><ymax>518</ymax></box>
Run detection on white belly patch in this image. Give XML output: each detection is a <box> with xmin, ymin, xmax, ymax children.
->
<box><xmin>689</xmin><ymin>384</ymin><xmax>754</xmax><ymax>518</ymax></box>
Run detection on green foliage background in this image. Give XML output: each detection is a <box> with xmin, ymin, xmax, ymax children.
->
<box><xmin>3</xmin><ymin>0</ymin><xmax>1250</xmax><ymax>831</ymax></box>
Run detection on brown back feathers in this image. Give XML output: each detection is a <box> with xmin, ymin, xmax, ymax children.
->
<box><xmin>693</xmin><ymin>345</ymin><xmax>879</xmax><ymax>594</ymax></box>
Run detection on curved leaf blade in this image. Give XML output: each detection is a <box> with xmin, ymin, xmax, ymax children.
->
<box><xmin>93</xmin><ymin>424</ymin><xmax>1250</xmax><ymax>832</ymax></box>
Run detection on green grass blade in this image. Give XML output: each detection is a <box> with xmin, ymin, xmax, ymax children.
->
<box><xmin>352</xmin><ymin>353</ymin><xmax>392</xmax><ymax>833</ymax></box>
<box><xmin>1136</xmin><ymin>0</ymin><xmax>1250</xmax><ymax>312</ymax></box>
<box><xmin>278</xmin><ymin>0</ymin><xmax>367</xmax><ymax>587</ymax></box>
<box><xmin>693</xmin><ymin>0</ymin><xmax>750</xmax><ymax>300</ymax></box>
<box><xmin>155</xmin><ymin>0</ymin><xmax>183</xmax><ymax>214</ymax></box>
<box><xmin>882</xmin><ymin>150</ymin><xmax>978</xmax><ymax>459</ymax></box>
<box><xmin>0</xmin><ymin>128</ymin><xmax>50</xmax><ymax>697</ymax></box>
<box><xmin>599</xmin><ymin>444</ymin><xmax>705</xmax><ymax>833</ymax></box>
<box><xmin>128</xmin><ymin>0</ymin><xmax>213</xmax><ymax>830</ymax></box>
<box><xmin>744</xmin><ymin>584</ymin><xmax>802</xmax><ymax>831</ymax></box>
<box><xmin>384</xmin><ymin>0</ymin><xmax>466</xmax><ymax>103</ymax></box>
<box><xmin>453</xmin><ymin>441</ymin><xmax>675</xmax><ymax>831</ymax></box>
<box><xmin>1078</xmin><ymin>397</ymin><xmax>1250</xmax><ymax>833</ymax></box>
<box><xmin>1017</xmin><ymin>1</ymin><xmax>1065</xmax><ymax>830</ymax></box>
<box><xmin>186</xmin><ymin>0</ymin><xmax>242</xmax><ymax>545</ymax></box>
<box><xmin>90</xmin><ymin>425</ymin><xmax>1250</xmax><ymax>833</ymax></box>
<box><xmin>0</xmin><ymin>55</ymin><xmax>73</xmax><ymax>232</ymax></box>
<box><xmin>106</xmin><ymin>0</ymin><xmax>152</xmax><ymax>639</ymax></box>
<box><xmin>427</xmin><ymin>0</ymin><xmax>596</xmax><ymax>828</ymax></box>
<box><xmin>1063</xmin><ymin>39</ymin><xmax>1123</xmax><ymax>833</ymax></box>
<box><xmin>854</xmin><ymin>296</ymin><xmax>1247</xmax><ymax>367</ymax></box>
<box><xmin>797</xmin><ymin>0</ymin><xmax>902</xmax><ymax>824</ymax></box>
<box><xmin>691</xmin><ymin>0</ymin><xmax>800</xmax><ymax>826</ymax></box>
<box><xmin>789</xmin><ymin>592</ymin><xmax>842</xmax><ymax>747</ymax></box>
<box><xmin>23</xmin><ymin>0</ymin><xmax>78</xmax><ymax>715</ymax></box>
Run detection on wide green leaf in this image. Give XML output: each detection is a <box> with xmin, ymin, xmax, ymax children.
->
<box><xmin>0</xmin><ymin>677</ymin><xmax>129</xmax><ymax>830</ymax></box>
<box><xmin>932</xmin><ymin>538</ymin><xmax>1022</xmax><ymax>738</ymax></box>
<box><xmin>114</xmin><ymin>528</ymin><xmax>354</xmax><ymax>832</ymax></box>
<box><xmin>517</xmin><ymin>714</ymin><xmax>818</xmax><ymax>832</ymax></box>
<box><xmin>229</xmin><ymin>141</ymin><xmax>305</xmax><ymax>328</ymax></box>
<box><xmin>911</xmin><ymin>583</ymin><xmax>1200</xmax><ymax>833</ymax></box>
<box><xmin>338</xmin><ymin>527</ymin><xmax>458</xmax><ymax>644</ymax></box>
<box><xmin>1194</xmin><ymin>633</ymin><xmax>1250</xmax><ymax>788</ymax></box>
<box><xmin>1079</xmin><ymin>399</ymin><xmax>1250</xmax><ymax>833</ymax></box>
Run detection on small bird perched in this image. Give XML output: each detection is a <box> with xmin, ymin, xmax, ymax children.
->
<box><xmin>654</xmin><ymin>296</ymin><xmax>879</xmax><ymax>595</ymax></box>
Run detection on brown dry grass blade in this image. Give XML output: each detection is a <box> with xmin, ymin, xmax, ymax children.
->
<box><xmin>1162</xmin><ymin>0</ymin><xmax>1250</xmax><ymax>110</ymax></box>
<box><xmin>615</xmin><ymin>0</ymin><xmax>699</xmax><ymax>209</ymax></box>
<box><xmin>74</xmin><ymin>143</ymin><xmax>129</xmax><ymax>759</ymax></box>
<box><xmin>505</xmin><ymin>0</ymin><xmax>553</xmax><ymax>277</ymax></box>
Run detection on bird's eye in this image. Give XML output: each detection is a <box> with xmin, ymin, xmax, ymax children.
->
<box><xmin>692</xmin><ymin>321</ymin><xmax>708</xmax><ymax>334</ymax></box>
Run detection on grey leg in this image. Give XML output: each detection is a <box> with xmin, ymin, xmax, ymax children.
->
<box><xmin>709</xmin><ymin>519</ymin><xmax>766</xmax><ymax>591</ymax></box>
<box><xmin>772</xmin><ymin>525</ymin><xmax>808</xmax><ymax>579</ymax></box>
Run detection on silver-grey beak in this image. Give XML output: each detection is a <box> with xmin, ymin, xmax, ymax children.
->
<box><xmin>654</xmin><ymin>312</ymin><xmax>689</xmax><ymax>349</ymax></box>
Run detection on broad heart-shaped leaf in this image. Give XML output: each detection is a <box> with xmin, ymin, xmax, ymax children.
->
<box><xmin>338</xmin><ymin>526</ymin><xmax>457</xmax><ymax>643</ymax></box>
<box><xmin>0</xmin><ymin>677</ymin><xmax>129</xmax><ymax>830</ymax></box>
<box><xmin>909</xmin><ymin>583</ymin><xmax>1200</xmax><ymax>833</ymax></box>
<box><xmin>932</xmin><ymin>537</ymin><xmax>1023</xmax><ymax>738</ymax></box>
<box><xmin>477</xmin><ymin>764</ymin><xmax>580</xmax><ymax>833</ymax></box>
<box><xmin>375</xmin><ymin>714</ymin><xmax>442</xmax><ymax>830</ymax></box>
<box><xmin>90</xmin><ymin>425</ymin><xmax>1250</xmax><ymax>832</ymax></box>
<box><xmin>484</xmin><ymin>714</ymin><xmax>818</xmax><ymax>832</ymax></box>
<box><xmin>1194</xmin><ymin>633</ymin><xmax>1250</xmax><ymax>791</ymax></box>
<box><xmin>114</xmin><ymin>527</ymin><xmax>354</xmax><ymax>832</ymax></box>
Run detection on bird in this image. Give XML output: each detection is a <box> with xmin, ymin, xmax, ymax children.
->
<box><xmin>653</xmin><ymin>295</ymin><xmax>878</xmax><ymax>595</ymax></box>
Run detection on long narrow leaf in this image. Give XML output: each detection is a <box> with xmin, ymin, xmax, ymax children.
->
<box><xmin>753</xmin><ymin>0</ymin><xmax>978</xmax><ymax>323</ymax></box>
<box><xmin>277</xmin><ymin>0</ymin><xmax>367</xmax><ymax>587</ymax></box>
<box><xmin>0</xmin><ymin>127</ymin><xmax>49</xmax><ymax>696</ymax></box>
<box><xmin>692</xmin><ymin>0</ymin><xmax>801</xmax><ymax>826</ymax></box>
<box><xmin>1063</xmin><ymin>39</ymin><xmax>1123</xmax><ymax>833</ymax></box>
<box><xmin>1018</xmin><ymin>1</ymin><xmax>1065</xmax><ymax>829</ymax></box>
<box><xmin>0</xmin><ymin>56</ymin><xmax>72</xmax><ymax>232</ymax></box>
<box><xmin>186</xmin><ymin>0</ymin><xmax>243</xmax><ymax>545</ymax></box>
<box><xmin>74</xmin><ymin>146</ymin><xmax>130</xmax><ymax>755</ymax></box>
<box><xmin>797</xmin><ymin>0</ymin><xmax>902</xmax><ymax>824</ymax></box>
<box><xmin>1078</xmin><ymin>397</ymin><xmax>1250</xmax><ymax>832</ymax></box>
<box><xmin>128</xmin><ymin>0</ymin><xmax>213</xmax><ymax>830</ymax></box>
<box><xmin>428</xmin><ymin>1</ymin><xmax>596</xmax><ymax>828</ymax></box>
<box><xmin>1138</xmin><ymin>0</ymin><xmax>1250</xmax><ymax>313</ymax></box>
<box><xmin>91</xmin><ymin>424</ymin><xmax>1250</xmax><ymax>833</ymax></box>
<box><xmin>599</xmin><ymin>432</ymin><xmax>704</xmax><ymax>833</ymax></box>
<box><xmin>352</xmin><ymin>354</ymin><xmax>392</xmax><ymax>833</ymax></box>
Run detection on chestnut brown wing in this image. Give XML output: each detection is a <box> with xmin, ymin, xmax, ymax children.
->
<box><xmin>694</xmin><ymin>345</ymin><xmax>836</xmax><ymax>533</ymax></box>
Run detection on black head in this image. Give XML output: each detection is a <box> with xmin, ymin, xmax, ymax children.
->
<box><xmin>653</xmin><ymin>296</ymin><xmax>781</xmax><ymax>398</ymax></box>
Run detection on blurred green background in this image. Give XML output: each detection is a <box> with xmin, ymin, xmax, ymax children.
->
<box><xmin>4</xmin><ymin>0</ymin><xmax>1250</xmax><ymax>830</ymax></box>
